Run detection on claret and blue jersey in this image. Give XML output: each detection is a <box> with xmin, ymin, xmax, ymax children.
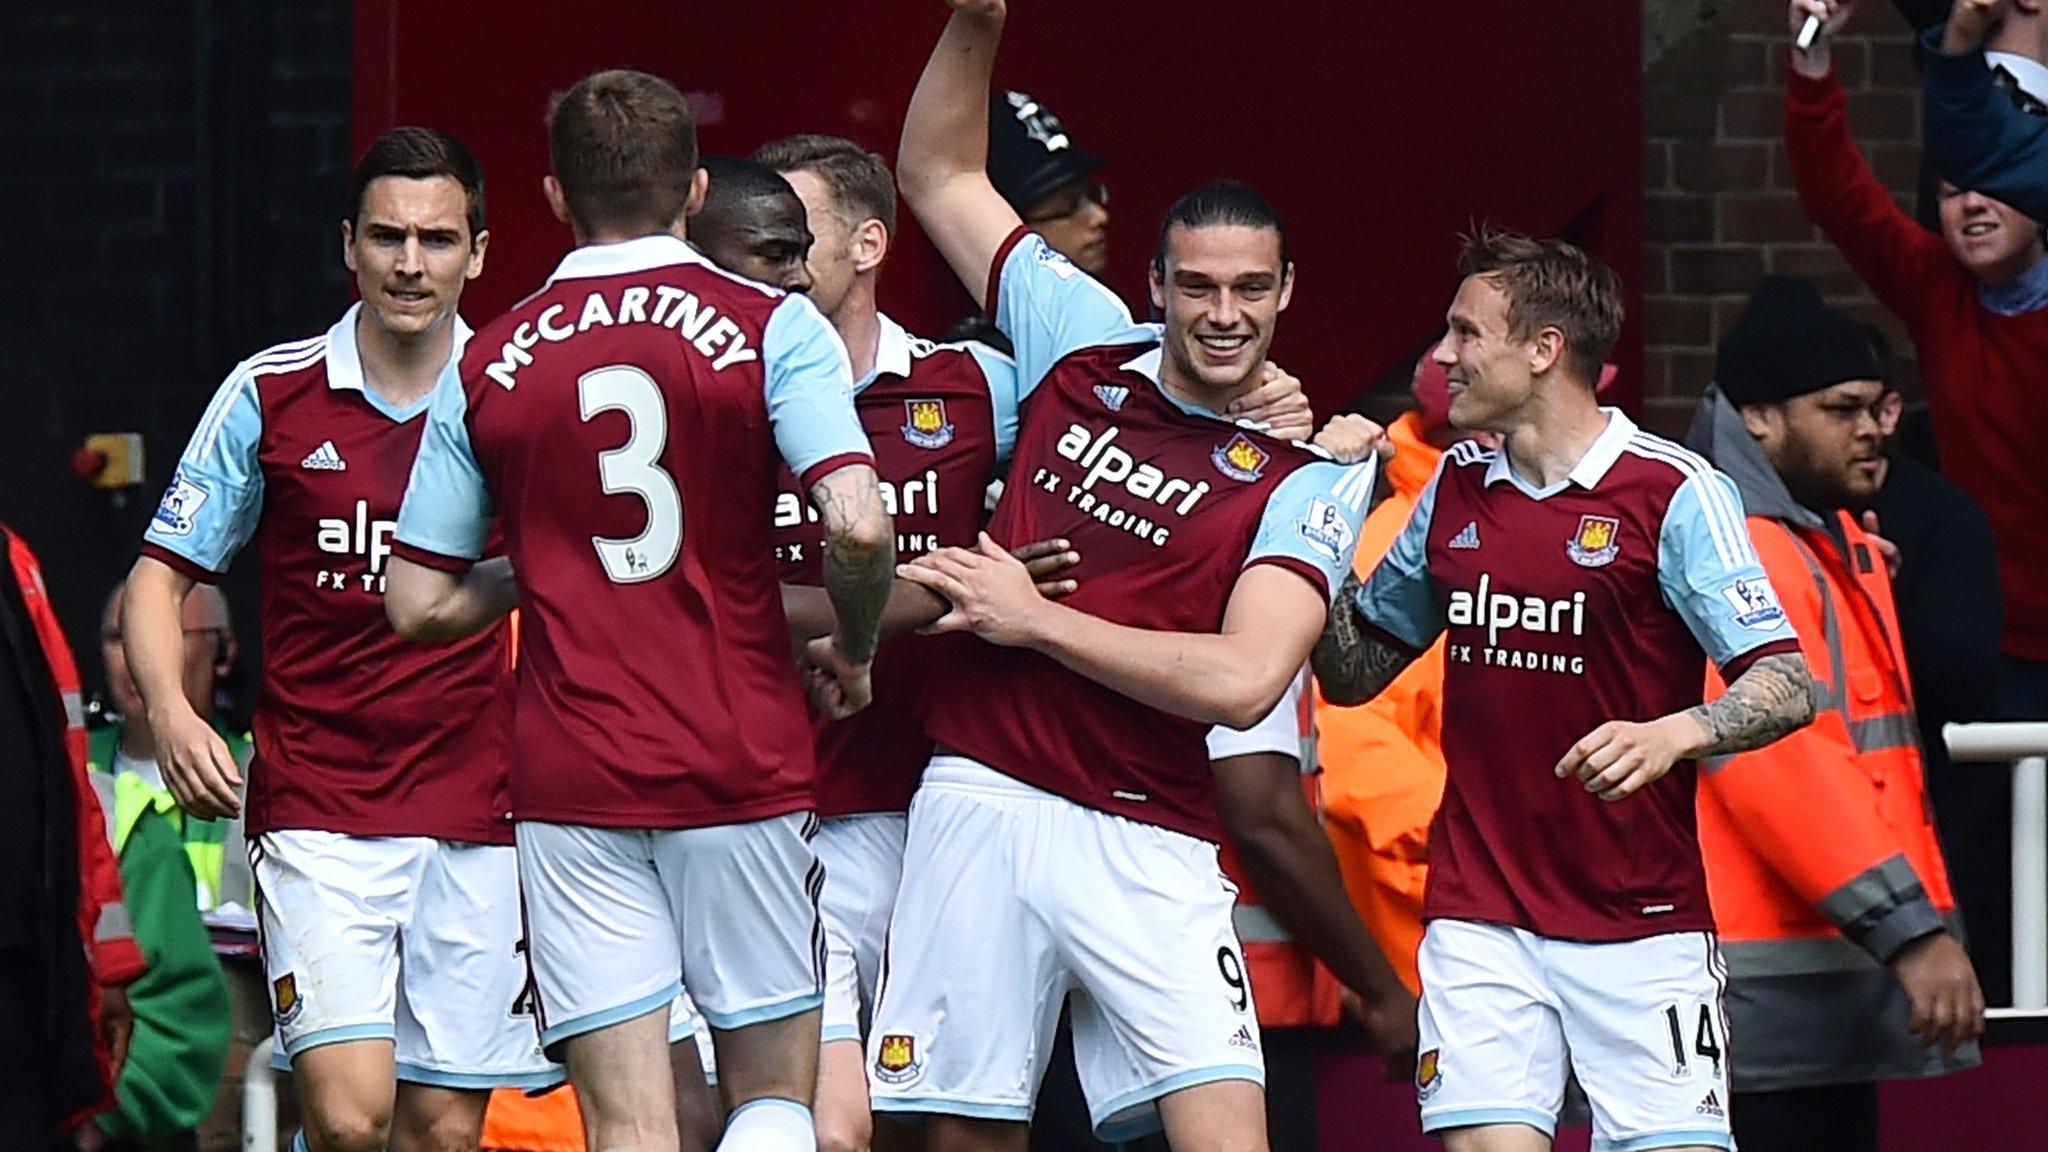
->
<box><xmin>140</xmin><ymin>303</ymin><xmax>513</xmax><ymax>843</ymax></box>
<box><xmin>392</xmin><ymin>233</ymin><xmax>873</xmax><ymax>830</ymax></box>
<box><xmin>1355</xmin><ymin>412</ymin><xmax>1801</xmax><ymax>941</ymax></box>
<box><xmin>918</xmin><ymin>227</ymin><xmax>1378</xmax><ymax>843</ymax></box>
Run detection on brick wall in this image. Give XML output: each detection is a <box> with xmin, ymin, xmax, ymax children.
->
<box><xmin>1640</xmin><ymin>0</ymin><xmax>1926</xmax><ymax>434</ymax></box>
<box><xmin>0</xmin><ymin>0</ymin><xmax>350</xmax><ymax>662</ymax></box>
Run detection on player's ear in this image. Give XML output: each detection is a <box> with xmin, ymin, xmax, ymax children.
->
<box><xmin>466</xmin><ymin>229</ymin><xmax>490</xmax><ymax>282</ymax></box>
<box><xmin>684</xmin><ymin>167</ymin><xmax>710</xmax><ymax>218</ymax></box>
<box><xmin>1276</xmin><ymin>262</ymin><xmax>1295</xmax><ymax>314</ymax></box>
<box><xmin>1148</xmin><ymin>260</ymin><xmax>1166</xmax><ymax>314</ymax></box>
<box><xmin>856</xmin><ymin>219</ymin><xmax>889</xmax><ymax>275</ymax></box>
<box><xmin>340</xmin><ymin>218</ymin><xmax>358</xmax><ymax>274</ymax></box>
<box><xmin>1527</xmin><ymin>327</ymin><xmax>1566</xmax><ymax>377</ymax></box>
<box><xmin>542</xmin><ymin>175</ymin><xmax>572</xmax><ymax>228</ymax></box>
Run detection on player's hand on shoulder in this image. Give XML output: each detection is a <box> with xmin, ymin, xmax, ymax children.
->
<box><xmin>1011</xmin><ymin>536</ymin><xmax>1081</xmax><ymax>598</ymax></box>
<box><xmin>802</xmin><ymin>635</ymin><xmax>874</xmax><ymax>721</ymax></box>
<box><xmin>1227</xmin><ymin>361</ymin><xmax>1315</xmax><ymax>442</ymax></box>
<box><xmin>1553</xmin><ymin>716</ymin><xmax>1695</xmax><ymax>802</ymax></box>
<box><xmin>899</xmin><ymin>532</ymin><xmax>1051</xmax><ymax>646</ymax></box>
<box><xmin>1890</xmin><ymin>930</ymin><xmax>1986</xmax><ymax>1053</ymax></box>
<box><xmin>151</xmin><ymin>706</ymin><xmax>243</xmax><ymax>818</ymax></box>
<box><xmin>1311</xmin><ymin>414</ymin><xmax>1394</xmax><ymax>466</ymax></box>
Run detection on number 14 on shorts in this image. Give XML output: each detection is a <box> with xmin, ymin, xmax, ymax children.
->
<box><xmin>1661</xmin><ymin>1000</ymin><xmax>1723</xmax><ymax>1079</ymax></box>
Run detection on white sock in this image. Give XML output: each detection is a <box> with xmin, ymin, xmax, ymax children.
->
<box><xmin>715</xmin><ymin>1097</ymin><xmax>816</xmax><ymax>1152</ymax></box>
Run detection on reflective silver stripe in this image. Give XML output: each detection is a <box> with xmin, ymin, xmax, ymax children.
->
<box><xmin>1785</xmin><ymin>537</ymin><xmax>1848</xmax><ymax>715</ymax></box>
<box><xmin>95</xmin><ymin>901</ymin><xmax>132</xmax><ymax>943</ymax></box>
<box><xmin>1848</xmin><ymin>711</ymin><xmax>1917</xmax><ymax>754</ymax></box>
<box><xmin>1720</xmin><ymin>934</ymin><xmax>1876</xmax><ymax>977</ymax></box>
<box><xmin>1232</xmin><ymin>905</ymin><xmax>1291</xmax><ymax>944</ymax></box>
<box><xmin>61</xmin><ymin>690</ymin><xmax>84</xmax><ymax>729</ymax></box>
<box><xmin>1817</xmin><ymin>853</ymin><xmax>1924</xmax><ymax>927</ymax></box>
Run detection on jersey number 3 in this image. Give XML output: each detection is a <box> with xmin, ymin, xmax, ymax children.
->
<box><xmin>579</xmin><ymin>365</ymin><xmax>683</xmax><ymax>583</ymax></box>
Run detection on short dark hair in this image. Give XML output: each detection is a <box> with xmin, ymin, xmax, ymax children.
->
<box><xmin>1456</xmin><ymin>225</ymin><xmax>1624</xmax><ymax>385</ymax></box>
<box><xmin>753</xmin><ymin>134</ymin><xmax>897</xmax><ymax>235</ymax></box>
<box><xmin>1152</xmin><ymin>180</ymin><xmax>1288</xmax><ymax>273</ymax></box>
<box><xmin>350</xmin><ymin>126</ymin><xmax>486</xmax><ymax>240</ymax></box>
<box><xmin>697</xmin><ymin>155</ymin><xmax>797</xmax><ymax>220</ymax></box>
<box><xmin>548</xmin><ymin>69</ymin><xmax>698</xmax><ymax>236</ymax></box>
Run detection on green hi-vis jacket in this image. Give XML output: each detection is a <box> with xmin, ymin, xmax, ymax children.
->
<box><xmin>85</xmin><ymin>773</ymin><xmax>232</xmax><ymax>1143</ymax></box>
<box><xmin>87</xmin><ymin>721</ymin><xmax>250</xmax><ymax>910</ymax></box>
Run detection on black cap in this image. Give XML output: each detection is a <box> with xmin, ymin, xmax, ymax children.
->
<box><xmin>987</xmin><ymin>89</ymin><xmax>1107</xmax><ymax>213</ymax></box>
<box><xmin>1716</xmin><ymin>275</ymin><xmax>1883</xmax><ymax>406</ymax></box>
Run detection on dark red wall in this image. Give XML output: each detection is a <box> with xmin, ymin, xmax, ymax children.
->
<box><xmin>355</xmin><ymin>2</ymin><xmax>1642</xmax><ymax>414</ymax></box>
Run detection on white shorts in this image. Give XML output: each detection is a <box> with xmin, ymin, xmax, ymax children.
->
<box><xmin>252</xmin><ymin>831</ymin><xmax>558</xmax><ymax>1088</ymax></box>
<box><xmin>1417</xmin><ymin>919</ymin><xmax>1734</xmax><ymax>1152</ymax></box>
<box><xmin>816</xmin><ymin>813</ymin><xmax>907</xmax><ymax>1045</ymax></box>
<box><xmin>516</xmin><ymin>814</ymin><xmax>824</xmax><ymax>1057</ymax></box>
<box><xmin>868</xmin><ymin>759</ymin><xmax>1261</xmax><ymax>1142</ymax></box>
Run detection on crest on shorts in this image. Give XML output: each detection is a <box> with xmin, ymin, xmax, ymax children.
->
<box><xmin>873</xmin><ymin>1033</ymin><xmax>923</xmax><ymax>1085</ymax></box>
<box><xmin>1211</xmin><ymin>433</ymin><xmax>1269</xmax><ymax>482</ymax></box>
<box><xmin>1416</xmin><ymin>1047</ymin><xmax>1442</xmax><ymax>1100</ymax></box>
<box><xmin>902</xmin><ymin>399</ymin><xmax>955</xmax><ymax>449</ymax></box>
<box><xmin>272</xmin><ymin>973</ymin><xmax>303</xmax><ymax>1025</ymax></box>
<box><xmin>1566</xmin><ymin>514</ymin><xmax>1621</xmax><ymax>568</ymax></box>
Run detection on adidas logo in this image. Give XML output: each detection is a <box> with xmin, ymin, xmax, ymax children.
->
<box><xmin>1449</xmin><ymin>521</ymin><xmax>1480</xmax><ymax>550</ymax></box>
<box><xmin>1695</xmin><ymin>1090</ymin><xmax>1724</xmax><ymax>1118</ymax></box>
<box><xmin>1094</xmin><ymin>383</ymin><xmax>1129</xmax><ymax>411</ymax></box>
<box><xmin>1227</xmin><ymin>1024</ymin><xmax>1257</xmax><ymax>1051</ymax></box>
<box><xmin>300</xmin><ymin>441</ymin><xmax>347</xmax><ymax>471</ymax></box>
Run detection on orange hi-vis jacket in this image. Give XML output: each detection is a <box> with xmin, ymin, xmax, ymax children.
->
<box><xmin>1217</xmin><ymin>676</ymin><xmax>1346</xmax><ymax>1027</ymax></box>
<box><xmin>1688</xmin><ymin>392</ymin><xmax>1977</xmax><ymax>1090</ymax></box>
<box><xmin>1314</xmin><ymin>412</ymin><xmax>1446</xmax><ymax>994</ymax></box>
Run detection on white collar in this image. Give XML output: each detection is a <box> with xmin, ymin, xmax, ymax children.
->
<box><xmin>1116</xmin><ymin>342</ymin><xmax>1268</xmax><ymax>422</ymax></box>
<box><xmin>545</xmin><ymin>233</ymin><xmax>711</xmax><ymax>285</ymax></box>
<box><xmin>1988</xmin><ymin>51</ymin><xmax>2048</xmax><ymax>102</ymax></box>
<box><xmin>1119</xmin><ymin>346</ymin><xmax>1163</xmax><ymax>382</ymax></box>
<box><xmin>324</xmin><ymin>301</ymin><xmax>472</xmax><ymax>393</ymax></box>
<box><xmin>859</xmin><ymin>312</ymin><xmax>913</xmax><ymax>390</ymax></box>
<box><xmin>1484</xmin><ymin>406</ymin><xmax>1636</xmax><ymax>493</ymax></box>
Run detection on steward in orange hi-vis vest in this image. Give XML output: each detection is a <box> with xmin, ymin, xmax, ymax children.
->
<box><xmin>1688</xmin><ymin>389</ymin><xmax>1979</xmax><ymax>1092</ymax></box>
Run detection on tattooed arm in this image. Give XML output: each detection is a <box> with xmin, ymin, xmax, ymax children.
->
<box><xmin>1311</xmin><ymin>572</ymin><xmax>1421</xmax><ymax>706</ymax></box>
<box><xmin>1557</xmin><ymin>650</ymin><xmax>1816</xmax><ymax>801</ymax></box>
<box><xmin>800</xmin><ymin>463</ymin><xmax>895</xmax><ymax>719</ymax></box>
<box><xmin>1685</xmin><ymin>651</ymin><xmax>1817</xmax><ymax>755</ymax></box>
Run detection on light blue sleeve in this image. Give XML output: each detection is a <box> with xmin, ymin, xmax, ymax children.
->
<box><xmin>967</xmin><ymin>342</ymin><xmax>1023</xmax><ymax>471</ymax></box>
<box><xmin>142</xmin><ymin>366</ymin><xmax>266</xmax><ymax>576</ymax></box>
<box><xmin>992</xmin><ymin>231</ymin><xmax>1154</xmax><ymax>400</ymax></box>
<box><xmin>394</xmin><ymin>372</ymin><xmax>493</xmax><ymax>563</ymax></box>
<box><xmin>1352</xmin><ymin>464</ymin><xmax>1447</xmax><ymax>651</ymax></box>
<box><xmin>763</xmin><ymin>293</ymin><xmax>872</xmax><ymax>485</ymax></box>
<box><xmin>1657</xmin><ymin>469</ymin><xmax>1798</xmax><ymax>671</ymax></box>
<box><xmin>1245</xmin><ymin>456</ymin><xmax>1379</xmax><ymax>603</ymax></box>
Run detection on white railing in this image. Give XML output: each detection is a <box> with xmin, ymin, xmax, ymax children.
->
<box><xmin>1944</xmin><ymin>721</ymin><xmax>2048</xmax><ymax>1014</ymax></box>
<box><xmin>242</xmin><ymin>1035</ymin><xmax>277</xmax><ymax>1152</ymax></box>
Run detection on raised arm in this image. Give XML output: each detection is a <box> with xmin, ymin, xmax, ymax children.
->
<box><xmin>899</xmin><ymin>0</ymin><xmax>1026</xmax><ymax>308</ymax></box>
<box><xmin>1923</xmin><ymin>0</ymin><xmax>2048</xmax><ymax>222</ymax></box>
